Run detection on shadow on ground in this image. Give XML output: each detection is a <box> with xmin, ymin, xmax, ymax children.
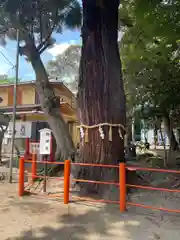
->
<box><xmin>6</xmin><ymin>198</ymin><xmax>176</xmax><ymax>240</ymax></box>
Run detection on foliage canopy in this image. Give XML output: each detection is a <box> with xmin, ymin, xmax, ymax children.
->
<box><xmin>0</xmin><ymin>0</ymin><xmax>81</xmax><ymax>57</ymax></box>
<box><xmin>120</xmin><ymin>0</ymin><xmax>180</xmax><ymax>121</ymax></box>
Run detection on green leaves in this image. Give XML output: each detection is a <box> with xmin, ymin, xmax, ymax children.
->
<box><xmin>64</xmin><ymin>1</ymin><xmax>82</xmax><ymax>29</ymax></box>
<box><xmin>120</xmin><ymin>0</ymin><xmax>180</xmax><ymax>119</ymax></box>
<box><xmin>0</xmin><ymin>75</ymin><xmax>17</xmax><ymax>84</ymax></box>
<box><xmin>0</xmin><ymin>0</ymin><xmax>82</xmax><ymax>54</ymax></box>
<box><xmin>47</xmin><ymin>44</ymin><xmax>80</xmax><ymax>93</ymax></box>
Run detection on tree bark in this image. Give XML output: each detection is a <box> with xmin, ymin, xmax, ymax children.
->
<box><xmin>163</xmin><ymin>114</ymin><xmax>178</xmax><ymax>151</ymax></box>
<box><xmin>77</xmin><ymin>0</ymin><xmax>127</xmax><ymax>199</ymax></box>
<box><xmin>29</xmin><ymin>47</ymin><xmax>75</xmax><ymax>160</ymax></box>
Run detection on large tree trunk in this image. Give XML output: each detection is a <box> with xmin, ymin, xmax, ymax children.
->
<box><xmin>76</xmin><ymin>0</ymin><xmax>127</xmax><ymax>199</ymax></box>
<box><xmin>163</xmin><ymin>114</ymin><xmax>178</xmax><ymax>151</ymax></box>
<box><xmin>30</xmin><ymin>48</ymin><xmax>75</xmax><ymax>160</ymax></box>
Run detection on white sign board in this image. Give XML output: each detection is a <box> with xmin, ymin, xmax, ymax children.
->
<box><xmin>4</xmin><ymin>121</ymin><xmax>32</xmax><ymax>139</ymax></box>
<box><xmin>39</xmin><ymin>128</ymin><xmax>51</xmax><ymax>155</ymax></box>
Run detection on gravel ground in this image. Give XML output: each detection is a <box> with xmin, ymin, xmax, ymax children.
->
<box><xmin>0</xmin><ymin>181</ymin><xmax>180</xmax><ymax>240</ymax></box>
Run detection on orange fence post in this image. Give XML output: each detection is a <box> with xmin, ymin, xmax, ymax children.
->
<box><xmin>119</xmin><ymin>162</ymin><xmax>126</xmax><ymax>212</ymax></box>
<box><xmin>64</xmin><ymin>160</ymin><xmax>71</xmax><ymax>204</ymax></box>
<box><xmin>19</xmin><ymin>157</ymin><xmax>25</xmax><ymax>197</ymax></box>
<box><xmin>31</xmin><ymin>154</ymin><xmax>37</xmax><ymax>183</ymax></box>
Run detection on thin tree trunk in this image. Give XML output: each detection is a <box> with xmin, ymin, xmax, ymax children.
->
<box><xmin>30</xmin><ymin>48</ymin><xmax>75</xmax><ymax>160</ymax></box>
<box><xmin>154</xmin><ymin>124</ymin><xmax>158</xmax><ymax>149</ymax></box>
<box><xmin>0</xmin><ymin>114</ymin><xmax>10</xmax><ymax>162</ymax></box>
<box><xmin>0</xmin><ymin>138</ymin><xmax>3</xmax><ymax>163</ymax></box>
<box><xmin>77</xmin><ymin>0</ymin><xmax>128</xmax><ymax>199</ymax></box>
<box><xmin>127</xmin><ymin>120</ymin><xmax>132</xmax><ymax>144</ymax></box>
<box><xmin>163</xmin><ymin>114</ymin><xmax>178</xmax><ymax>151</ymax></box>
<box><xmin>131</xmin><ymin>116</ymin><xmax>135</xmax><ymax>144</ymax></box>
<box><xmin>159</xmin><ymin>125</ymin><xmax>167</xmax><ymax>167</ymax></box>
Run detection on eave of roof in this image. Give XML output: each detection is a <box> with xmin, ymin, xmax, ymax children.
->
<box><xmin>0</xmin><ymin>80</ymin><xmax>76</xmax><ymax>98</ymax></box>
<box><xmin>0</xmin><ymin>104</ymin><xmax>41</xmax><ymax>113</ymax></box>
<box><xmin>0</xmin><ymin>102</ymin><xmax>77</xmax><ymax>118</ymax></box>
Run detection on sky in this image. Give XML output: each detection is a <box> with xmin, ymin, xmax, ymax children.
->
<box><xmin>0</xmin><ymin>29</ymin><xmax>81</xmax><ymax>81</ymax></box>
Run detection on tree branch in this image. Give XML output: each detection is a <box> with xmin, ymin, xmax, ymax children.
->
<box><xmin>37</xmin><ymin>23</ymin><xmax>56</xmax><ymax>53</ymax></box>
<box><xmin>37</xmin><ymin>8</ymin><xmax>59</xmax><ymax>53</ymax></box>
<box><xmin>38</xmin><ymin>0</ymin><xmax>43</xmax><ymax>42</ymax></box>
<box><xmin>39</xmin><ymin>42</ymin><xmax>51</xmax><ymax>55</ymax></box>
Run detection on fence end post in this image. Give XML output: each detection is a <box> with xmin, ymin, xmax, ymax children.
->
<box><xmin>19</xmin><ymin>157</ymin><xmax>25</xmax><ymax>197</ymax></box>
<box><xmin>25</xmin><ymin>138</ymin><xmax>30</xmax><ymax>155</ymax></box>
<box><xmin>32</xmin><ymin>154</ymin><xmax>37</xmax><ymax>183</ymax></box>
<box><xmin>64</xmin><ymin>160</ymin><xmax>71</xmax><ymax>204</ymax></box>
<box><xmin>119</xmin><ymin>162</ymin><xmax>126</xmax><ymax>212</ymax></box>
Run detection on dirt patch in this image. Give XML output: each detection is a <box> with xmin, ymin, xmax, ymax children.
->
<box><xmin>0</xmin><ymin>182</ymin><xmax>179</xmax><ymax>239</ymax></box>
<box><xmin>1</xmin><ymin>156</ymin><xmax>180</xmax><ymax>239</ymax></box>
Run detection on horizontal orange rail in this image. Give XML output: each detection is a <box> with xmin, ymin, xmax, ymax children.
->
<box><xmin>127</xmin><ymin>202</ymin><xmax>180</xmax><ymax>213</ymax></box>
<box><xmin>127</xmin><ymin>184</ymin><xmax>180</xmax><ymax>193</ymax></box>
<box><xmin>72</xmin><ymin>178</ymin><xmax>119</xmax><ymax>186</ymax></box>
<box><xmin>126</xmin><ymin>165</ymin><xmax>180</xmax><ymax>174</ymax></box>
<box><xmin>72</xmin><ymin>162</ymin><xmax>118</xmax><ymax>168</ymax></box>
<box><xmin>21</xmin><ymin>158</ymin><xmax>180</xmax><ymax>214</ymax></box>
<box><xmin>24</xmin><ymin>160</ymin><xmax>64</xmax><ymax>165</ymax></box>
<box><xmin>23</xmin><ymin>159</ymin><xmax>180</xmax><ymax>175</ymax></box>
<box><xmin>24</xmin><ymin>159</ymin><xmax>119</xmax><ymax>168</ymax></box>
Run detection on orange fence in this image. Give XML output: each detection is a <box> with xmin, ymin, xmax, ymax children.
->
<box><xmin>18</xmin><ymin>155</ymin><xmax>180</xmax><ymax>214</ymax></box>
